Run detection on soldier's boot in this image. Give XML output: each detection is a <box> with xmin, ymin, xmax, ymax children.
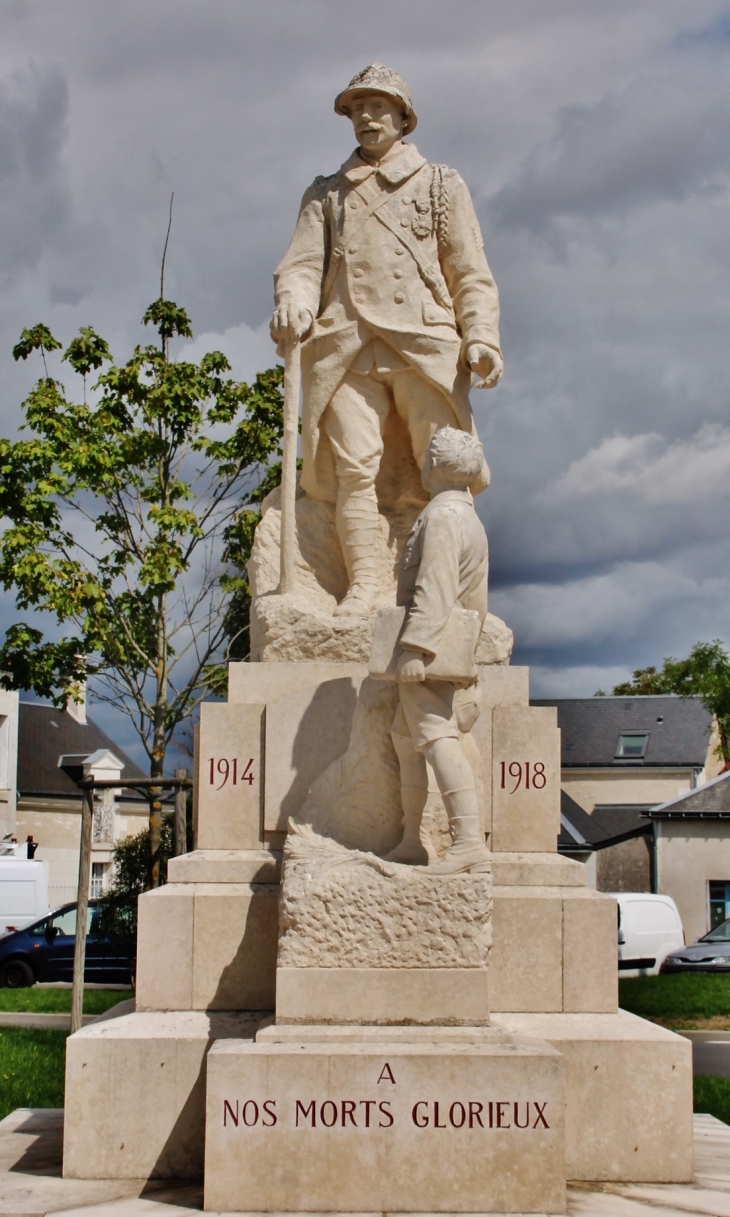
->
<box><xmin>428</xmin><ymin>786</ymin><xmax>491</xmax><ymax>874</ymax></box>
<box><xmin>334</xmin><ymin>489</ymin><xmax>380</xmax><ymax>617</ymax></box>
<box><xmin>385</xmin><ymin>785</ymin><xmax>431</xmax><ymax>865</ymax></box>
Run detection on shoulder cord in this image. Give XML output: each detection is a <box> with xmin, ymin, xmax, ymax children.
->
<box><xmin>430</xmin><ymin>165</ymin><xmax>449</xmax><ymax>247</ymax></box>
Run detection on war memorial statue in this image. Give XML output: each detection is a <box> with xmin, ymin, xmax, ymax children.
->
<box><xmin>61</xmin><ymin>64</ymin><xmax>694</xmax><ymax>1217</ymax></box>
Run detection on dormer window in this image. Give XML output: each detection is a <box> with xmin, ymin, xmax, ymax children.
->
<box><xmin>615</xmin><ymin>732</ymin><xmax>649</xmax><ymax>760</ymax></box>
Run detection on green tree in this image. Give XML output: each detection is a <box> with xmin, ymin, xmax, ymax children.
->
<box><xmin>609</xmin><ymin>641</ymin><xmax>730</xmax><ymax>763</ymax></box>
<box><xmin>0</xmin><ymin>301</ymin><xmax>283</xmax><ymax>784</ymax></box>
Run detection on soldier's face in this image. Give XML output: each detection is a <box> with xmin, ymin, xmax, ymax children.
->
<box><xmin>350</xmin><ymin>92</ymin><xmax>405</xmax><ymax>158</ymax></box>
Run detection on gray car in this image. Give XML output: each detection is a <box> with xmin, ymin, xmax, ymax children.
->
<box><xmin>661</xmin><ymin>916</ymin><xmax>730</xmax><ymax>972</ymax></box>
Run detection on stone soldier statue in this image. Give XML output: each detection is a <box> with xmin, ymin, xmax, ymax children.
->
<box><xmin>271</xmin><ymin>63</ymin><xmax>502</xmax><ymax>618</ymax></box>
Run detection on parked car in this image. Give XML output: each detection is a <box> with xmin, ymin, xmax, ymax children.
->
<box><xmin>0</xmin><ymin>901</ymin><xmax>133</xmax><ymax>988</ymax></box>
<box><xmin>661</xmin><ymin>916</ymin><xmax>730</xmax><ymax>972</ymax></box>
<box><xmin>611</xmin><ymin>892</ymin><xmax>685</xmax><ymax>977</ymax></box>
<box><xmin>0</xmin><ymin>854</ymin><xmax>50</xmax><ymax>936</ymax></box>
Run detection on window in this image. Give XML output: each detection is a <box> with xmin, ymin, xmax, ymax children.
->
<box><xmin>709</xmin><ymin>882</ymin><xmax>730</xmax><ymax>930</ymax></box>
<box><xmin>90</xmin><ymin>863</ymin><xmax>104</xmax><ymax>899</ymax></box>
<box><xmin>48</xmin><ymin>906</ymin><xmax>99</xmax><ymax>937</ymax></box>
<box><xmin>615</xmin><ymin>733</ymin><xmax>649</xmax><ymax>760</ymax></box>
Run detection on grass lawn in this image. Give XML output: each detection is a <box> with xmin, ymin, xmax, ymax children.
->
<box><xmin>620</xmin><ymin>974</ymin><xmax>730</xmax><ymax>1029</ymax></box>
<box><xmin>0</xmin><ymin>988</ymin><xmax>130</xmax><ymax>1016</ymax></box>
<box><xmin>0</xmin><ymin>1027</ymin><xmax>67</xmax><ymax>1121</ymax></box>
<box><xmin>695</xmin><ymin>1076</ymin><xmax>730</xmax><ymax>1126</ymax></box>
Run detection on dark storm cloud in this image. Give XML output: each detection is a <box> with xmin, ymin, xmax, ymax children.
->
<box><xmin>1</xmin><ymin>0</ymin><xmax>730</xmax><ymax>755</ymax></box>
<box><xmin>490</xmin><ymin>74</ymin><xmax>730</xmax><ymax>236</ymax></box>
<box><xmin>0</xmin><ymin>64</ymin><xmax>70</xmax><ymax>282</ymax></box>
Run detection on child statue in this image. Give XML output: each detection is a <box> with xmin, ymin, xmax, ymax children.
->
<box><xmin>388</xmin><ymin>427</ymin><xmax>490</xmax><ymax>874</ymax></box>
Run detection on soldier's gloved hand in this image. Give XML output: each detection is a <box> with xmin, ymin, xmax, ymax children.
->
<box><xmin>396</xmin><ymin>649</ymin><xmax>426</xmax><ymax>683</ymax></box>
<box><xmin>270</xmin><ymin>304</ymin><xmax>314</xmax><ymax>345</ymax></box>
<box><xmin>466</xmin><ymin>343</ymin><xmax>503</xmax><ymax>389</ymax></box>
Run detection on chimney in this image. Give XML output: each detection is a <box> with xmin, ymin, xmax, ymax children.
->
<box><xmin>66</xmin><ymin>681</ymin><xmax>87</xmax><ymax>725</ymax></box>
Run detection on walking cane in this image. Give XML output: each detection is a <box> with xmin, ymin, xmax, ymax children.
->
<box><xmin>279</xmin><ymin>338</ymin><xmax>301</xmax><ymax>595</ymax></box>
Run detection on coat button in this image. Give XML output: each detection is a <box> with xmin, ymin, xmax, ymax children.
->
<box><xmin>394</xmin><ymin>247</ymin><xmax>404</xmax><ymax>256</ymax></box>
<box><xmin>394</xmin><ymin>292</ymin><xmax>405</xmax><ymax>304</ymax></box>
<box><xmin>348</xmin><ymin>246</ymin><xmax>358</xmax><ymax>254</ymax></box>
<box><xmin>349</xmin><ymin>201</ymin><xmax>358</xmax><ymax>210</ymax></box>
<box><xmin>400</xmin><ymin>218</ymin><xmax>409</xmax><ymax>227</ymax></box>
<box><xmin>393</xmin><ymin>269</ymin><xmax>403</xmax><ymax>280</ymax></box>
<box><xmin>353</xmin><ymin>268</ymin><xmax>363</xmax><ymax>278</ymax></box>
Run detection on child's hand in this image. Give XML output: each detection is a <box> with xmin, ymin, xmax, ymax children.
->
<box><xmin>397</xmin><ymin>650</ymin><xmax>426</xmax><ymax>683</ymax></box>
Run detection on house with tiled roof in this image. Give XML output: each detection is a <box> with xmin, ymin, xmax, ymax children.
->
<box><xmin>2</xmin><ymin>692</ymin><xmax>148</xmax><ymax>907</ymax></box>
<box><xmin>647</xmin><ymin>770</ymin><xmax>730</xmax><ymax>943</ymax></box>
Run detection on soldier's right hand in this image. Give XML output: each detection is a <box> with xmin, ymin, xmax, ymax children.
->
<box><xmin>270</xmin><ymin>304</ymin><xmax>313</xmax><ymax>345</ymax></box>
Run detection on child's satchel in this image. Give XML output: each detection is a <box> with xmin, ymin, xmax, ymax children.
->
<box><xmin>368</xmin><ymin>605</ymin><xmax>482</xmax><ymax>683</ymax></box>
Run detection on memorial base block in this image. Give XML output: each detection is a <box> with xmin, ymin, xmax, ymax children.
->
<box><xmin>203</xmin><ymin>1031</ymin><xmax>566</xmax><ymax>1214</ymax></box>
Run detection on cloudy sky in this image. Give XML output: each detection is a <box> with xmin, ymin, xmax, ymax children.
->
<box><xmin>1</xmin><ymin>1</ymin><xmax>729</xmax><ymax>760</ymax></box>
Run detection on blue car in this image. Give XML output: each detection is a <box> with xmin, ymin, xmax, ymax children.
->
<box><xmin>0</xmin><ymin>901</ymin><xmax>133</xmax><ymax>988</ymax></box>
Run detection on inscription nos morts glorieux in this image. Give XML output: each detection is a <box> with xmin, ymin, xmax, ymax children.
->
<box><xmin>222</xmin><ymin>1099</ymin><xmax>550</xmax><ymax>1131</ymax></box>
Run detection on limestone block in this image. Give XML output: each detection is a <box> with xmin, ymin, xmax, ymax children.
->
<box><xmin>263</xmin><ymin>675</ymin><xmax>366</xmax><ymax>831</ymax></box>
<box><xmin>490</xmin><ymin>886</ymin><xmax>564</xmax><ymax>1013</ymax></box>
<box><xmin>492</xmin><ymin>704</ymin><xmax>560</xmax><ymax>853</ymax></box>
<box><xmin>494</xmin><ymin>1011</ymin><xmax>693</xmax><ymax>1182</ymax></box>
<box><xmin>228</xmin><ymin>659</ymin><xmax>367</xmax><ymax>704</ymax></box>
<box><xmin>135</xmin><ymin>883</ymin><xmax>278</xmax><ymax>1012</ymax></box>
<box><xmin>491</xmin><ymin>851</ymin><xmax>586</xmax><ymax>887</ymax></box>
<box><xmin>469</xmin><ymin>665</ymin><xmax>529</xmax><ymax>840</ymax></box>
<box><xmin>204</xmin><ymin>1035</ymin><xmax>566</xmax><ymax>1213</ymax></box>
<box><xmin>276</xmin><ymin>966</ymin><xmax>490</xmax><ymax>1026</ymax></box>
<box><xmin>562</xmin><ymin>888</ymin><xmax>618</xmax><ymax>1014</ymax></box>
<box><xmin>167</xmin><ymin>848</ymin><xmax>281</xmax><ymax>884</ymax></box>
<box><xmin>63</xmin><ymin>1010</ymin><xmax>259</xmax><ymax>1179</ymax></box>
<box><xmin>136</xmin><ymin>885</ymin><xmax>194</xmax><ymax>1011</ymax></box>
<box><xmin>196</xmin><ymin>701</ymin><xmax>264</xmax><ymax>850</ymax></box>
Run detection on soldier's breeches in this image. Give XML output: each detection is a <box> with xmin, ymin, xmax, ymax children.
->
<box><xmin>323</xmin><ymin>366</ymin><xmax>456</xmax><ymax>495</ymax></box>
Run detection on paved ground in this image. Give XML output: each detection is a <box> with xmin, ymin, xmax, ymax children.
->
<box><xmin>683</xmin><ymin>1030</ymin><xmax>730</xmax><ymax>1079</ymax></box>
<box><xmin>1</xmin><ymin>1107</ymin><xmax>730</xmax><ymax>1216</ymax></box>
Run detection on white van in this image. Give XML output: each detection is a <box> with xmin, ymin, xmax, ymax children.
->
<box><xmin>610</xmin><ymin>893</ymin><xmax>685</xmax><ymax>978</ymax></box>
<box><xmin>0</xmin><ymin>855</ymin><xmax>50</xmax><ymax>936</ymax></box>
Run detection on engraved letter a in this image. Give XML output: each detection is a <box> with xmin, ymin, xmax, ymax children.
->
<box><xmin>377</xmin><ymin>1063</ymin><xmax>396</xmax><ymax>1084</ymax></box>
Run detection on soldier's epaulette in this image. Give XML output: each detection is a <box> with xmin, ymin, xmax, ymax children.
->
<box><xmin>312</xmin><ymin>172</ymin><xmax>339</xmax><ymax>190</ymax></box>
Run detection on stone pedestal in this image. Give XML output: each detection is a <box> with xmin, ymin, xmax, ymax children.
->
<box><xmin>62</xmin><ymin>656</ymin><xmax>694</xmax><ymax>1202</ymax></box>
<box><xmin>204</xmin><ymin>1029</ymin><xmax>566</xmax><ymax>1214</ymax></box>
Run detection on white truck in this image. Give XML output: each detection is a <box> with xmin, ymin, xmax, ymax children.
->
<box><xmin>0</xmin><ymin>843</ymin><xmax>50</xmax><ymax>936</ymax></box>
<box><xmin>612</xmin><ymin>892</ymin><xmax>685</xmax><ymax>978</ymax></box>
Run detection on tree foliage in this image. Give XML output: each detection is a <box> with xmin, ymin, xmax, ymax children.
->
<box><xmin>98</xmin><ymin>818</ymin><xmax>175</xmax><ymax>963</ymax></box>
<box><xmin>609</xmin><ymin>640</ymin><xmax>730</xmax><ymax>762</ymax></box>
<box><xmin>0</xmin><ymin>301</ymin><xmax>284</xmax><ymax>775</ymax></box>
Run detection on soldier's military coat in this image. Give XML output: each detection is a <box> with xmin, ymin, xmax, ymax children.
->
<box><xmin>274</xmin><ymin>141</ymin><xmax>501</xmax><ymax>501</ymax></box>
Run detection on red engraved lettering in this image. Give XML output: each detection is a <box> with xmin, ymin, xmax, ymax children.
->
<box><xmin>320</xmin><ymin>1101</ymin><xmax>337</xmax><ymax>1128</ymax></box>
<box><xmin>412</xmin><ymin>1101</ymin><xmax>429</xmax><ymax>1128</ymax></box>
<box><xmin>378</xmin><ymin>1101</ymin><xmax>394</xmax><ymax>1128</ymax></box>
<box><xmin>449</xmin><ymin>1102</ymin><xmax>466</xmax><ymax>1128</ymax></box>
<box><xmin>377</xmin><ymin>1062</ymin><xmax>396</xmax><ymax>1084</ymax></box>
<box><xmin>488</xmin><ymin>1101</ymin><xmax>494</xmax><ymax>1128</ymax></box>
<box><xmin>341</xmin><ymin>1100</ymin><xmax>357</xmax><ymax>1127</ymax></box>
<box><xmin>513</xmin><ymin>1102</ymin><xmax>529</xmax><ymax>1129</ymax></box>
<box><xmin>434</xmin><ymin>1101</ymin><xmax>446</xmax><ymax>1129</ymax></box>
<box><xmin>262</xmin><ymin>1100</ymin><xmax>277</xmax><ymax>1127</ymax></box>
<box><xmin>295</xmin><ymin>1100</ymin><xmax>316</xmax><ymax>1127</ymax></box>
<box><xmin>360</xmin><ymin>1099</ymin><xmax>376</xmax><ymax>1128</ymax></box>
<box><xmin>223</xmin><ymin>1099</ymin><xmax>238</xmax><ymax>1127</ymax></box>
<box><xmin>469</xmin><ymin>1101</ymin><xmax>484</xmax><ymax>1129</ymax></box>
<box><xmin>496</xmin><ymin>1101</ymin><xmax>511</xmax><ymax>1129</ymax></box>
<box><xmin>532</xmin><ymin>1101</ymin><xmax>549</xmax><ymax>1129</ymax></box>
<box><xmin>242</xmin><ymin>1100</ymin><xmax>259</xmax><ymax>1127</ymax></box>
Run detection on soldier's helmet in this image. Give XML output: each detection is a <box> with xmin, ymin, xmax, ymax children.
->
<box><xmin>334</xmin><ymin>64</ymin><xmax>417</xmax><ymax>135</ymax></box>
